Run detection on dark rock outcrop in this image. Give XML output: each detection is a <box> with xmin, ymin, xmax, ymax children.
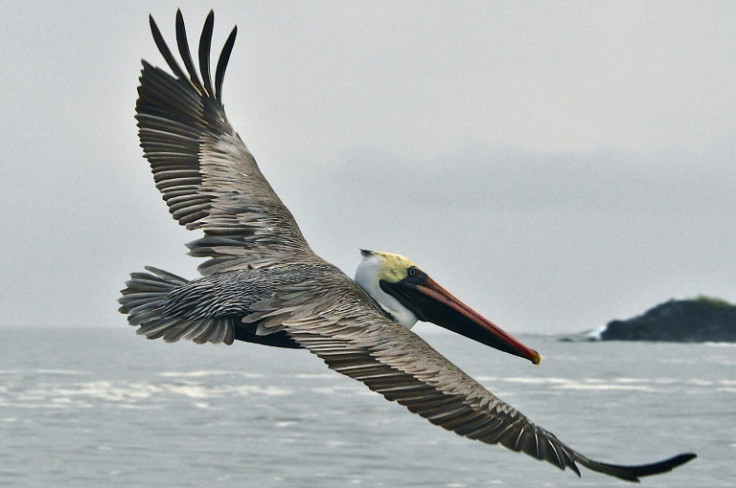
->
<box><xmin>599</xmin><ymin>298</ymin><xmax>736</xmax><ymax>342</ymax></box>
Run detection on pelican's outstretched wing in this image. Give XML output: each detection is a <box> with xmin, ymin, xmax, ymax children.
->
<box><xmin>267</xmin><ymin>283</ymin><xmax>694</xmax><ymax>481</ymax></box>
<box><xmin>137</xmin><ymin>10</ymin><xmax>313</xmax><ymax>274</ymax></box>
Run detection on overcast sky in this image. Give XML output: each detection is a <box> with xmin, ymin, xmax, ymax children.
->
<box><xmin>2</xmin><ymin>1</ymin><xmax>734</xmax><ymax>335</ymax></box>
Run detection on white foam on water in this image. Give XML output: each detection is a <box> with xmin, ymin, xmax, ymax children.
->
<box><xmin>584</xmin><ymin>325</ymin><xmax>606</xmax><ymax>340</ymax></box>
<box><xmin>312</xmin><ymin>387</ymin><xmax>337</xmax><ymax>395</ymax></box>
<box><xmin>476</xmin><ymin>375</ymin><xmax>666</xmax><ymax>392</ymax></box>
<box><xmin>115</xmin><ymin>403</ymin><xmax>162</xmax><ymax>410</ymax></box>
<box><xmin>162</xmin><ymin>382</ymin><xmax>292</xmax><ymax>398</ymax></box>
<box><xmin>295</xmin><ymin>373</ymin><xmax>339</xmax><ymax>379</ymax></box>
<box><xmin>477</xmin><ymin>376</ymin><xmax>571</xmax><ymax>385</ymax></box>
<box><xmin>36</xmin><ymin>369</ymin><xmax>87</xmax><ymax>376</ymax></box>
<box><xmin>552</xmin><ymin>381</ymin><xmax>659</xmax><ymax>392</ymax></box>
<box><xmin>275</xmin><ymin>420</ymin><xmax>298</xmax><ymax>428</ymax></box>
<box><xmin>159</xmin><ymin>370</ymin><xmax>265</xmax><ymax>379</ymax></box>
<box><xmin>0</xmin><ymin>379</ymin><xmax>293</xmax><ymax>410</ymax></box>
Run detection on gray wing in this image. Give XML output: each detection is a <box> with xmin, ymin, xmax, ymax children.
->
<box><xmin>137</xmin><ymin>10</ymin><xmax>313</xmax><ymax>274</ymax></box>
<box><xmin>279</xmin><ymin>302</ymin><xmax>584</xmax><ymax>476</ymax></box>
<box><xmin>251</xmin><ymin>273</ymin><xmax>694</xmax><ymax>481</ymax></box>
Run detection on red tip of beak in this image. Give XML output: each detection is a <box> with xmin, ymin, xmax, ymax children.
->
<box><xmin>531</xmin><ymin>350</ymin><xmax>541</xmax><ymax>365</ymax></box>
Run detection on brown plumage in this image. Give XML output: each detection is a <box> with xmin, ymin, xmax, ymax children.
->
<box><xmin>118</xmin><ymin>10</ymin><xmax>695</xmax><ymax>482</ymax></box>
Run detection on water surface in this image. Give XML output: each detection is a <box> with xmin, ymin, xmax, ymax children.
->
<box><xmin>1</xmin><ymin>327</ymin><xmax>732</xmax><ymax>487</ymax></box>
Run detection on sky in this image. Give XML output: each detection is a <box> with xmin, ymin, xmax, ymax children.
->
<box><xmin>1</xmin><ymin>1</ymin><xmax>735</xmax><ymax>335</ymax></box>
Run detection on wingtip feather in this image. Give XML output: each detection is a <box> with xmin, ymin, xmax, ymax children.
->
<box><xmin>575</xmin><ymin>451</ymin><xmax>697</xmax><ymax>482</ymax></box>
<box><xmin>199</xmin><ymin>10</ymin><xmax>216</xmax><ymax>98</ymax></box>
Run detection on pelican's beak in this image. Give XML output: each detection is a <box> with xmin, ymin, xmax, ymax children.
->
<box><xmin>381</xmin><ymin>274</ymin><xmax>541</xmax><ymax>365</ymax></box>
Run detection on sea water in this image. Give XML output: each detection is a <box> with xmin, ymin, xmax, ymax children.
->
<box><xmin>0</xmin><ymin>326</ymin><xmax>733</xmax><ymax>487</ymax></box>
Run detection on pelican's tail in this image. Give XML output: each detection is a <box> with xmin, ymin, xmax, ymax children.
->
<box><xmin>574</xmin><ymin>451</ymin><xmax>697</xmax><ymax>482</ymax></box>
<box><xmin>118</xmin><ymin>266</ymin><xmax>233</xmax><ymax>344</ymax></box>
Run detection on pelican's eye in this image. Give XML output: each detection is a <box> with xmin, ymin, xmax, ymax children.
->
<box><xmin>408</xmin><ymin>266</ymin><xmax>418</xmax><ymax>277</ymax></box>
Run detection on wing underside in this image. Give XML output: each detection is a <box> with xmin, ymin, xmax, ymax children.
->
<box><xmin>137</xmin><ymin>10</ymin><xmax>314</xmax><ymax>274</ymax></box>
<box><xmin>243</xmin><ymin>269</ymin><xmax>694</xmax><ymax>481</ymax></box>
<box><xmin>288</xmin><ymin>310</ymin><xmax>695</xmax><ymax>481</ymax></box>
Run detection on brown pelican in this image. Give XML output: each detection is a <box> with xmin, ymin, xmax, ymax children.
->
<box><xmin>119</xmin><ymin>10</ymin><xmax>695</xmax><ymax>482</ymax></box>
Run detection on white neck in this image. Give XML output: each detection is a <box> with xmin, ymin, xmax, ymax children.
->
<box><xmin>354</xmin><ymin>254</ymin><xmax>418</xmax><ymax>329</ymax></box>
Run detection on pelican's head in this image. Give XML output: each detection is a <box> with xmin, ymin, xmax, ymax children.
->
<box><xmin>355</xmin><ymin>250</ymin><xmax>541</xmax><ymax>365</ymax></box>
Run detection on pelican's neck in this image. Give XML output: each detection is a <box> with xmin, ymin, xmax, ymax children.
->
<box><xmin>354</xmin><ymin>253</ymin><xmax>418</xmax><ymax>329</ymax></box>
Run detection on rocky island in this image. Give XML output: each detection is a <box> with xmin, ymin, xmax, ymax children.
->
<box><xmin>566</xmin><ymin>296</ymin><xmax>736</xmax><ymax>342</ymax></box>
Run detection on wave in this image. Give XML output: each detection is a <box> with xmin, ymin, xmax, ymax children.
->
<box><xmin>474</xmin><ymin>375</ymin><xmax>735</xmax><ymax>393</ymax></box>
<box><xmin>159</xmin><ymin>370</ymin><xmax>265</xmax><ymax>379</ymax></box>
<box><xmin>0</xmin><ymin>379</ymin><xmax>293</xmax><ymax>410</ymax></box>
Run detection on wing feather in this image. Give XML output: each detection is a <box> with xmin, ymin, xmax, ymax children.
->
<box><xmin>175</xmin><ymin>10</ymin><xmax>205</xmax><ymax>96</ymax></box>
<box><xmin>138</xmin><ymin>11</ymin><xmax>314</xmax><ymax>274</ymax></box>
<box><xmin>148</xmin><ymin>14</ymin><xmax>188</xmax><ymax>82</ymax></box>
<box><xmin>215</xmin><ymin>27</ymin><xmax>237</xmax><ymax>102</ymax></box>
<box><xmin>198</xmin><ymin>11</ymin><xmax>216</xmax><ymax>99</ymax></box>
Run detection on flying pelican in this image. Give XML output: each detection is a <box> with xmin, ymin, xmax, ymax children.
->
<box><xmin>119</xmin><ymin>11</ymin><xmax>695</xmax><ymax>482</ymax></box>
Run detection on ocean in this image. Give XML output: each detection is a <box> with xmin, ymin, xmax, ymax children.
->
<box><xmin>1</xmin><ymin>327</ymin><xmax>733</xmax><ymax>487</ymax></box>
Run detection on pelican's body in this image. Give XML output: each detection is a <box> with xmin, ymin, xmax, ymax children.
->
<box><xmin>119</xmin><ymin>11</ymin><xmax>695</xmax><ymax>482</ymax></box>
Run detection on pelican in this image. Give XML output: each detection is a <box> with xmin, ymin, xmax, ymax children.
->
<box><xmin>119</xmin><ymin>11</ymin><xmax>695</xmax><ymax>482</ymax></box>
